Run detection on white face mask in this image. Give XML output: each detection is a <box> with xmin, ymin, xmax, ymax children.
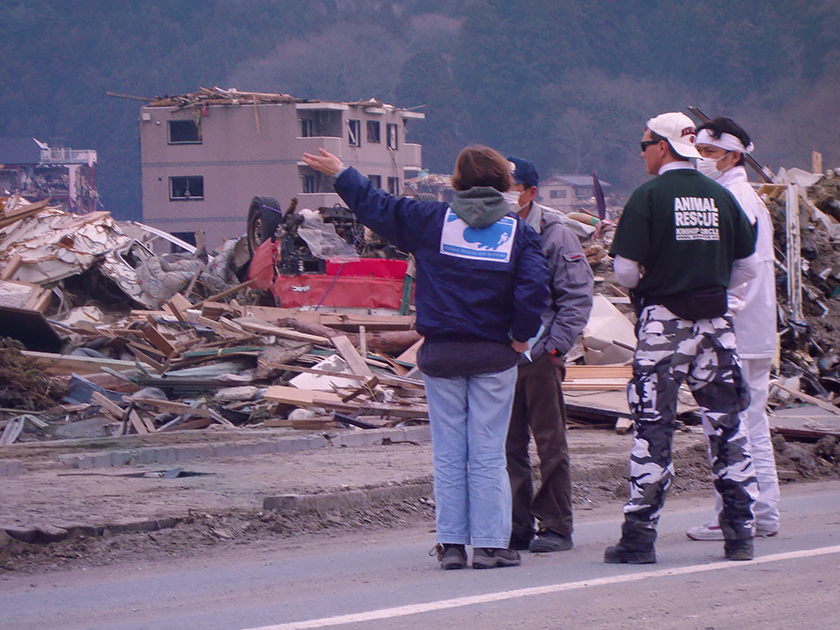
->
<box><xmin>501</xmin><ymin>190</ymin><xmax>522</xmax><ymax>212</ymax></box>
<box><xmin>696</xmin><ymin>156</ymin><xmax>725</xmax><ymax>180</ymax></box>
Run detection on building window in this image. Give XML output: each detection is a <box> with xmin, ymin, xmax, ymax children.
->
<box><xmin>367</xmin><ymin>121</ymin><xmax>381</xmax><ymax>143</ymax></box>
<box><xmin>348</xmin><ymin>119</ymin><xmax>361</xmax><ymax>146</ymax></box>
<box><xmin>550</xmin><ymin>189</ymin><xmax>567</xmax><ymax>199</ymax></box>
<box><xmin>368</xmin><ymin>175</ymin><xmax>382</xmax><ymax>189</ymax></box>
<box><xmin>386</xmin><ymin>123</ymin><xmax>398</xmax><ymax>150</ymax></box>
<box><xmin>302</xmin><ymin>174</ymin><xmax>316</xmax><ymax>193</ymax></box>
<box><xmin>168</xmin><ymin>120</ymin><xmax>201</xmax><ymax>144</ymax></box>
<box><xmin>169</xmin><ymin>176</ymin><xmax>204</xmax><ymax>200</ymax></box>
<box><xmin>387</xmin><ymin>177</ymin><xmax>400</xmax><ymax>196</ymax></box>
<box><xmin>301</xmin><ymin>118</ymin><xmax>315</xmax><ymax>137</ymax></box>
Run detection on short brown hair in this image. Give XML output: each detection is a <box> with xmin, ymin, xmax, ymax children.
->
<box><xmin>451</xmin><ymin>145</ymin><xmax>513</xmax><ymax>192</ymax></box>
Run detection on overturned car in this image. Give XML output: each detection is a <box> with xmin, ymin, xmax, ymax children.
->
<box><xmin>245</xmin><ymin>196</ymin><xmax>412</xmax><ymax>312</ymax></box>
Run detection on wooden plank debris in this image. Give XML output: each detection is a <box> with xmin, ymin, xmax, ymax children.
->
<box><xmin>563</xmin><ymin>364</ymin><xmax>632</xmax><ymax>391</ymax></box>
<box><xmin>0</xmin><ymin>254</ymin><xmax>22</xmax><ymax>280</ymax></box>
<box><xmin>235</xmin><ymin>317</ymin><xmax>331</xmax><ymax>345</ymax></box>
<box><xmin>126</xmin><ymin>408</ymin><xmax>150</xmax><ymax>434</ymax></box>
<box><xmin>331</xmin><ymin>335</ymin><xmax>374</xmax><ymax>378</ymax></box>
<box><xmin>341</xmin><ymin>376</ymin><xmax>380</xmax><ymax>403</ymax></box>
<box><xmin>0</xmin><ymin>199</ymin><xmax>50</xmax><ymax>228</ymax></box>
<box><xmin>0</xmin><ymin>416</ymin><xmax>26</xmax><ymax>445</ymax></box>
<box><xmin>769</xmin><ymin>380</ymin><xmax>840</xmax><ymax>416</ymax></box>
<box><xmin>164</xmin><ymin>293</ymin><xmax>193</xmax><ymax>322</ymax></box>
<box><xmin>192</xmin><ymin>278</ymin><xmax>257</xmax><ymax>309</ymax></box>
<box><xmin>264</xmin><ymin>385</ymin><xmax>427</xmax><ymax>418</ymax></box>
<box><xmin>128</xmin><ymin>397</ymin><xmax>235</xmax><ymax>427</ymax></box>
<box><xmin>264</xmin><ymin>417</ymin><xmax>340</xmax><ymax>430</ymax></box>
<box><xmin>91</xmin><ymin>391</ymin><xmax>126</xmax><ymax>420</ymax></box>
<box><xmin>141</xmin><ymin>319</ymin><xmax>176</xmax><ymax>356</ymax></box>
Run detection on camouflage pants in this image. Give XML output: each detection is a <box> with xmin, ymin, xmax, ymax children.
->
<box><xmin>621</xmin><ymin>304</ymin><xmax>758</xmax><ymax>549</ymax></box>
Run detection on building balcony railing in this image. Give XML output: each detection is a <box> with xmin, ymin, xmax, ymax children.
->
<box><xmin>40</xmin><ymin>148</ymin><xmax>97</xmax><ymax>166</ymax></box>
<box><xmin>295</xmin><ymin>136</ymin><xmax>343</xmax><ymax>158</ymax></box>
<box><xmin>401</xmin><ymin>143</ymin><xmax>422</xmax><ymax>168</ymax></box>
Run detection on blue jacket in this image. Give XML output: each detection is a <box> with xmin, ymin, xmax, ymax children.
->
<box><xmin>333</xmin><ymin>167</ymin><xmax>549</xmax><ymax>345</ymax></box>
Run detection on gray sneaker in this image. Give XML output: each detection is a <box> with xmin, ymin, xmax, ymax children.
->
<box><xmin>431</xmin><ymin>543</ymin><xmax>467</xmax><ymax>570</ymax></box>
<box><xmin>472</xmin><ymin>547</ymin><xmax>521</xmax><ymax>569</ymax></box>
<box><xmin>529</xmin><ymin>529</ymin><xmax>573</xmax><ymax>553</ymax></box>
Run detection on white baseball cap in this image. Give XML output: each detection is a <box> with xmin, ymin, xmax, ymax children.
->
<box><xmin>646</xmin><ymin>112</ymin><xmax>701</xmax><ymax>159</ymax></box>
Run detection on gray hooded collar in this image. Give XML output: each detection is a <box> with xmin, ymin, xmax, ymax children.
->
<box><xmin>448</xmin><ymin>186</ymin><xmax>512</xmax><ymax>228</ymax></box>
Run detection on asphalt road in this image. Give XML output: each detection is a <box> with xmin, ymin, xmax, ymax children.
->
<box><xmin>3</xmin><ymin>481</ymin><xmax>840</xmax><ymax>630</ymax></box>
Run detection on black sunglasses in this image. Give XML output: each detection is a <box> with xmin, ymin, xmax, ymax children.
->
<box><xmin>640</xmin><ymin>139</ymin><xmax>662</xmax><ymax>152</ymax></box>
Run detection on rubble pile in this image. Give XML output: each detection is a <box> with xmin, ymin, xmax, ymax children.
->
<box><xmin>4</xmin><ymin>165</ymin><xmax>840</xmax><ymax>450</ymax></box>
<box><xmin>765</xmin><ymin>171</ymin><xmax>840</xmax><ymax>408</ymax></box>
<box><xmin>0</xmin><ymin>194</ymin><xmax>431</xmax><ymax>445</ymax></box>
<box><xmin>146</xmin><ymin>87</ymin><xmax>399</xmax><ymax>114</ymax></box>
<box><xmin>403</xmin><ymin>174</ymin><xmax>454</xmax><ymax>203</ymax></box>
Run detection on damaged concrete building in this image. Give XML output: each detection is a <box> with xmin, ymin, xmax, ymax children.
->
<box><xmin>0</xmin><ymin>137</ymin><xmax>98</xmax><ymax>215</ymax></box>
<box><xmin>139</xmin><ymin>88</ymin><xmax>425</xmax><ymax>250</ymax></box>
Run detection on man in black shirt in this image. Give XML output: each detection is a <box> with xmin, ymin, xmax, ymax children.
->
<box><xmin>605</xmin><ymin>112</ymin><xmax>759</xmax><ymax>564</ymax></box>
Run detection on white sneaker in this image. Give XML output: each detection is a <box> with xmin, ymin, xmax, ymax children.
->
<box><xmin>688</xmin><ymin>521</ymin><xmax>779</xmax><ymax>540</ymax></box>
<box><xmin>686</xmin><ymin>521</ymin><xmax>724</xmax><ymax>541</ymax></box>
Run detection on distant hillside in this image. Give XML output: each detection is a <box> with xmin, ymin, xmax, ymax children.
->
<box><xmin>2</xmin><ymin>0</ymin><xmax>839</xmax><ymax>220</ymax></box>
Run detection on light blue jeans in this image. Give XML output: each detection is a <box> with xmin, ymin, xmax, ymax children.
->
<box><xmin>423</xmin><ymin>366</ymin><xmax>517</xmax><ymax>548</ymax></box>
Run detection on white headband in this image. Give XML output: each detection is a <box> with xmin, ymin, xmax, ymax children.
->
<box><xmin>695</xmin><ymin>128</ymin><xmax>754</xmax><ymax>154</ymax></box>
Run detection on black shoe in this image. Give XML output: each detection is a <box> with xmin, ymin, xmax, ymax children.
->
<box><xmin>431</xmin><ymin>543</ymin><xmax>467</xmax><ymax>570</ymax></box>
<box><xmin>509</xmin><ymin>531</ymin><xmax>533</xmax><ymax>551</ymax></box>
<box><xmin>472</xmin><ymin>547</ymin><xmax>521</xmax><ymax>569</ymax></box>
<box><xmin>529</xmin><ymin>529</ymin><xmax>573</xmax><ymax>553</ymax></box>
<box><xmin>724</xmin><ymin>538</ymin><xmax>754</xmax><ymax>561</ymax></box>
<box><xmin>604</xmin><ymin>541</ymin><xmax>656</xmax><ymax>564</ymax></box>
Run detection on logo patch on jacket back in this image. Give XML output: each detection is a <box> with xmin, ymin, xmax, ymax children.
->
<box><xmin>439</xmin><ymin>208</ymin><xmax>515</xmax><ymax>263</ymax></box>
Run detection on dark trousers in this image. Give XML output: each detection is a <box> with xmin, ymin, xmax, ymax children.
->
<box><xmin>506</xmin><ymin>353</ymin><xmax>573</xmax><ymax>539</ymax></box>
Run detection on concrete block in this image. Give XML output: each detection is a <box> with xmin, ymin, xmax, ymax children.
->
<box><xmin>334</xmin><ymin>432</ymin><xmax>378</xmax><ymax>448</ymax></box>
<box><xmin>135</xmin><ymin>448</ymin><xmax>160</xmax><ymax>464</ymax></box>
<box><xmin>0</xmin><ymin>459</ymin><xmax>25</xmax><ymax>476</ymax></box>
<box><xmin>212</xmin><ymin>443</ymin><xmax>239</xmax><ymax>458</ymax></box>
<box><xmin>76</xmin><ymin>455</ymin><xmax>95</xmax><ymax>470</ymax></box>
<box><xmin>306</xmin><ymin>435</ymin><xmax>328</xmax><ymax>450</ymax></box>
<box><xmin>88</xmin><ymin>453</ymin><xmax>113</xmax><ymax>469</ymax></box>
<box><xmin>175</xmin><ymin>446</ymin><xmax>209</xmax><ymax>462</ymax></box>
<box><xmin>263</xmin><ymin>481</ymin><xmax>434</xmax><ymax>515</ymax></box>
<box><xmin>275</xmin><ymin>438</ymin><xmax>309</xmax><ymax>453</ymax></box>
<box><xmin>251</xmin><ymin>441</ymin><xmax>275</xmax><ymax>455</ymax></box>
<box><xmin>5</xmin><ymin>527</ymin><xmax>37</xmax><ymax>543</ymax></box>
<box><xmin>228</xmin><ymin>443</ymin><xmax>254</xmax><ymax>457</ymax></box>
<box><xmin>35</xmin><ymin>525</ymin><xmax>70</xmax><ymax>543</ymax></box>
<box><xmin>110</xmin><ymin>451</ymin><xmax>132</xmax><ymax>467</ymax></box>
<box><xmin>156</xmin><ymin>447</ymin><xmax>178</xmax><ymax>464</ymax></box>
<box><xmin>377</xmin><ymin>428</ymin><xmax>402</xmax><ymax>441</ymax></box>
<box><xmin>403</xmin><ymin>425</ymin><xmax>431</xmax><ymax>442</ymax></box>
<box><xmin>58</xmin><ymin>454</ymin><xmax>84</xmax><ymax>468</ymax></box>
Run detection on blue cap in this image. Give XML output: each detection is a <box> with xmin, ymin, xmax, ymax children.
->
<box><xmin>507</xmin><ymin>157</ymin><xmax>539</xmax><ymax>188</ymax></box>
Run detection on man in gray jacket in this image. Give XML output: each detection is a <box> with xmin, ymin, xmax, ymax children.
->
<box><xmin>505</xmin><ymin>157</ymin><xmax>594</xmax><ymax>553</ymax></box>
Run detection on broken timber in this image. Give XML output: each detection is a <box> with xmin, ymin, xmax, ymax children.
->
<box><xmin>264</xmin><ymin>385</ymin><xmax>427</xmax><ymax>418</ymax></box>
